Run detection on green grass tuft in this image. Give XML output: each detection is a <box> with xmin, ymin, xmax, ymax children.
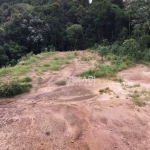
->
<box><xmin>55</xmin><ymin>80</ymin><xmax>66</xmax><ymax>86</ymax></box>
<box><xmin>19</xmin><ymin>76</ymin><xmax>32</xmax><ymax>83</ymax></box>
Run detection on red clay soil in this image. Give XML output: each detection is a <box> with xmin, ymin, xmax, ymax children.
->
<box><xmin>0</xmin><ymin>99</ymin><xmax>150</xmax><ymax>150</ymax></box>
<box><xmin>0</xmin><ymin>51</ymin><xmax>150</xmax><ymax>150</ymax></box>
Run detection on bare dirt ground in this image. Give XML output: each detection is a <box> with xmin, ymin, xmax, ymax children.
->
<box><xmin>0</xmin><ymin>51</ymin><xmax>150</xmax><ymax>150</ymax></box>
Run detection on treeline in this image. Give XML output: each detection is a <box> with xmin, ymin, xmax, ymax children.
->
<box><xmin>0</xmin><ymin>0</ymin><xmax>150</xmax><ymax>66</ymax></box>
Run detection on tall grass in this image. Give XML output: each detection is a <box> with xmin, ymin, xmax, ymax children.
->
<box><xmin>78</xmin><ymin>54</ymin><xmax>135</xmax><ymax>78</ymax></box>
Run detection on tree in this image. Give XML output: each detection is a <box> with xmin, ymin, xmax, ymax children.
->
<box><xmin>66</xmin><ymin>24</ymin><xmax>83</xmax><ymax>50</ymax></box>
<box><xmin>0</xmin><ymin>46</ymin><xmax>9</xmax><ymax>67</ymax></box>
<box><xmin>125</xmin><ymin>0</ymin><xmax>150</xmax><ymax>37</ymax></box>
<box><xmin>21</xmin><ymin>14</ymin><xmax>50</xmax><ymax>53</ymax></box>
<box><xmin>0</xmin><ymin>27</ymin><xmax>6</xmax><ymax>45</ymax></box>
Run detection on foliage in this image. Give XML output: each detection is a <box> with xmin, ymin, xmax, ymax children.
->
<box><xmin>66</xmin><ymin>24</ymin><xmax>83</xmax><ymax>50</ymax></box>
<box><xmin>0</xmin><ymin>80</ymin><xmax>32</xmax><ymax>97</ymax></box>
<box><xmin>98</xmin><ymin>46</ymin><xmax>110</xmax><ymax>60</ymax></box>
<box><xmin>78</xmin><ymin>53</ymin><xmax>135</xmax><ymax>78</ymax></box>
<box><xmin>0</xmin><ymin>0</ymin><xmax>150</xmax><ymax>65</ymax></box>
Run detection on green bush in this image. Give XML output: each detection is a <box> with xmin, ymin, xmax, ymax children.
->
<box><xmin>98</xmin><ymin>46</ymin><xmax>110</xmax><ymax>59</ymax></box>
<box><xmin>0</xmin><ymin>80</ymin><xmax>32</xmax><ymax>97</ymax></box>
<box><xmin>143</xmin><ymin>49</ymin><xmax>150</xmax><ymax>61</ymax></box>
<box><xmin>122</xmin><ymin>39</ymin><xmax>141</xmax><ymax>60</ymax></box>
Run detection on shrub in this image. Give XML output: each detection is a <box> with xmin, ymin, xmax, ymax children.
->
<box><xmin>143</xmin><ymin>49</ymin><xmax>150</xmax><ymax>61</ymax></box>
<box><xmin>55</xmin><ymin>80</ymin><xmax>66</xmax><ymax>86</ymax></box>
<box><xmin>98</xmin><ymin>46</ymin><xmax>110</xmax><ymax>60</ymax></box>
<box><xmin>0</xmin><ymin>80</ymin><xmax>32</xmax><ymax>97</ymax></box>
<box><xmin>122</xmin><ymin>39</ymin><xmax>141</xmax><ymax>60</ymax></box>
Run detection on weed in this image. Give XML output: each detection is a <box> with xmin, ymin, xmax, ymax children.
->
<box><xmin>74</xmin><ymin>51</ymin><xmax>78</xmax><ymax>56</ymax></box>
<box><xmin>38</xmin><ymin>77</ymin><xmax>42</xmax><ymax>84</ymax></box>
<box><xmin>129</xmin><ymin>93</ymin><xmax>140</xmax><ymax>98</ymax></box>
<box><xmin>99</xmin><ymin>87</ymin><xmax>112</xmax><ymax>94</ymax></box>
<box><xmin>132</xmin><ymin>84</ymin><xmax>140</xmax><ymax>88</ymax></box>
<box><xmin>113</xmin><ymin>77</ymin><xmax>124</xmax><ymax>83</ymax></box>
<box><xmin>133</xmin><ymin>99</ymin><xmax>146</xmax><ymax>107</ymax></box>
<box><xmin>81</xmin><ymin>56</ymin><xmax>89</xmax><ymax>61</ymax></box>
<box><xmin>55</xmin><ymin>80</ymin><xmax>66</xmax><ymax>86</ymax></box>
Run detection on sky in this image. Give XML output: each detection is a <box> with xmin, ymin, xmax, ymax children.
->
<box><xmin>89</xmin><ymin>0</ymin><xmax>92</xmax><ymax>4</ymax></box>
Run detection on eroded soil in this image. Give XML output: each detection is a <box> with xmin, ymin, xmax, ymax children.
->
<box><xmin>0</xmin><ymin>51</ymin><xmax>150</xmax><ymax>150</ymax></box>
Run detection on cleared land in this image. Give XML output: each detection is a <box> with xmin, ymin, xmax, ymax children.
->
<box><xmin>0</xmin><ymin>51</ymin><xmax>150</xmax><ymax>150</ymax></box>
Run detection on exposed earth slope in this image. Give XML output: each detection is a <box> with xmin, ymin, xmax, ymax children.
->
<box><xmin>0</xmin><ymin>51</ymin><xmax>150</xmax><ymax>150</ymax></box>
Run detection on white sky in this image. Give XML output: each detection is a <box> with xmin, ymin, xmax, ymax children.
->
<box><xmin>89</xmin><ymin>0</ymin><xmax>92</xmax><ymax>4</ymax></box>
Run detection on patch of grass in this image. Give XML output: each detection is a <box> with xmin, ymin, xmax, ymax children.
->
<box><xmin>35</xmin><ymin>51</ymin><xmax>56</xmax><ymax>59</ymax></box>
<box><xmin>66</xmin><ymin>54</ymin><xmax>76</xmax><ymax>60</ymax></box>
<box><xmin>38</xmin><ymin>77</ymin><xmax>43</xmax><ymax>84</ymax></box>
<box><xmin>0</xmin><ymin>80</ymin><xmax>32</xmax><ymax>98</ymax></box>
<box><xmin>77</xmin><ymin>69</ymin><xmax>95</xmax><ymax>78</ymax></box>
<box><xmin>37</xmin><ymin>59</ymin><xmax>61</xmax><ymax>73</ymax></box>
<box><xmin>128</xmin><ymin>89</ymin><xmax>149</xmax><ymax>107</ymax></box>
<box><xmin>113</xmin><ymin>77</ymin><xmax>124</xmax><ymax>83</ymax></box>
<box><xmin>78</xmin><ymin>65</ymin><xmax>117</xmax><ymax>78</ymax></box>
<box><xmin>99</xmin><ymin>87</ymin><xmax>112</xmax><ymax>94</ymax></box>
<box><xmin>133</xmin><ymin>99</ymin><xmax>146</xmax><ymax>107</ymax></box>
<box><xmin>124</xmin><ymin>83</ymin><xmax>141</xmax><ymax>88</ymax></box>
<box><xmin>54</xmin><ymin>57</ymin><xmax>59</xmax><ymax>60</ymax></box>
<box><xmin>78</xmin><ymin>53</ymin><xmax>136</xmax><ymax>79</ymax></box>
<box><xmin>0</xmin><ymin>51</ymin><xmax>56</xmax><ymax>78</ymax></box>
<box><xmin>0</xmin><ymin>65</ymin><xmax>30</xmax><ymax>77</ymax></box>
<box><xmin>43</xmin><ymin>63</ymin><xmax>50</xmax><ymax>67</ymax></box>
<box><xmin>129</xmin><ymin>93</ymin><xmax>140</xmax><ymax>99</ymax></box>
<box><xmin>74</xmin><ymin>51</ymin><xmax>78</xmax><ymax>56</ymax></box>
<box><xmin>132</xmin><ymin>83</ymin><xmax>140</xmax><ymax>88</ymax></box>
<box><xmin>81</xmin><ymin>56</ymin><xmax>89</xmax><ymax>61</ymax></box>
<box><xmin>36</xmin><ymin>56</ymin><xmax>72</xmax><ymax>74</ymax></box>
<box><xmin>19</xmin><ymin>76</ymin><xmax>32</xmax><ymax>83</ymax></box>
<box><xmin>55</xmin><ymin>80</ymin><xmax>66</xmax><ymax>86</ymax></box>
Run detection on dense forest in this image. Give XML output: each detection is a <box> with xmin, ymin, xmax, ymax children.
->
<box><xmin>0</xmin><ymin>0</ymin><xmax>150</xmax><ymax>66</ymax></box>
